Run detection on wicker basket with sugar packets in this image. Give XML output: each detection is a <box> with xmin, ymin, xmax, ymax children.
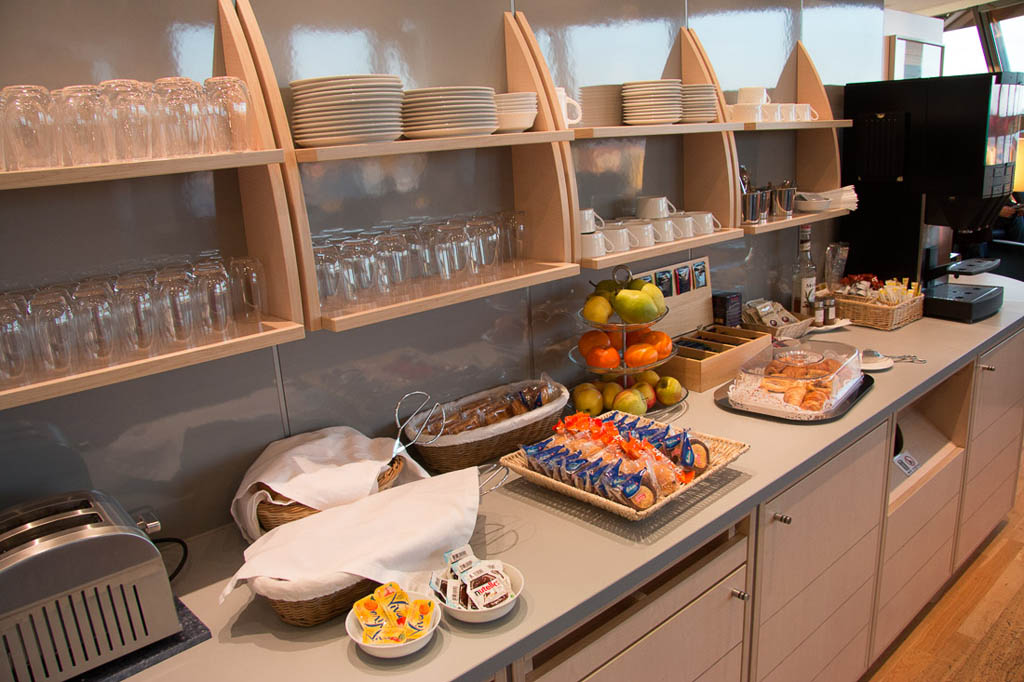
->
<box><xmin>405</xmin><ymin>379</ymin><xmax>569</xmax><ymax>473</ymax></box>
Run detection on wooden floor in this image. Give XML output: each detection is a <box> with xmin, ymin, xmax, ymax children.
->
<box><xmin>865</xmin><ymin>448</ymin><xmax>1024</xmax><ymax>682</ymax></box>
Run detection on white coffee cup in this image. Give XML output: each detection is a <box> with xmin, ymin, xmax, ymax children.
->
<box><xmin>685</xmin><ymin>211</ymin><xmax>721</xmax><ymax>235</ymax></box>
<box><xmin>624</xmin><ymin>220</ymin><xmax>656</xmax><ymax>248</ymax></box>
<box><xmin>669</xmin><ymin>212</ymin><xmax>695</xmax><ymax>238</ymax></box>
<box><xmin>651</xmin><ymin>216</ymin><xmax>683</xmax><ymax>242</ymax></box>
<box><xmin>578</xmin><ymin>208</ymin><xmax>605</xmax><ymax>234</ymax></box>
<box><xmin>580</xmin><ymin>231</ymin><xmax>613</xmax><ymax>258</ymax></box>
<box><xmin>732</xmin><ymin>103</ymin><xmax>762</xmax><ymax>122</ymax></box>
<box><xmin>778</xmin><ymin>103</ymin><xmax>797</xmax><ymax>121</ymax></box>
<box><xmin>795</xmin><ymin>103</ymin><xmax>820</xmax><ymax>121</ymax></box>
<box><xmin>555</xmin><ymin>86</ymin><xmax>582</xmax><ymax>126</ymax></box>
<box><xmin>603</xmin><ymin>226</ymin><xmax>638</xmax><ymax>252</ymax></box>
<box><xmin>737</xmin><ymin>87</ymin><xmax>771</xmax><ymax>105</ymax></box>
<box><xmin>761</xmin><ymin>103</ymin><xmax>781</xmax><ymax>121</ymax></box>
<box><xmin>636</xmin><ymin>195</ymin><xmax>677</xmax><ymax>219</ymax></box>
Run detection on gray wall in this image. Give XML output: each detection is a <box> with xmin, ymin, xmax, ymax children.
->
<box><xmin>0</xmin><ymin>0</ymin><xmax>883</xmax><ymax>538</ymax></box>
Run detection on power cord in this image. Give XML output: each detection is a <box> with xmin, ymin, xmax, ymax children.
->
<box><xmin>154</xmin><ymin>537</ymin><xmax>189</xmax><ymax>580</ymax></box>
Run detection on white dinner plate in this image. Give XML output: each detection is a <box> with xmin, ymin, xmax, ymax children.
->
<box><xmin>624</xmin><ymin>117</ymin><xmax>683</xmax><ymax>125</ymax></box>
<box><xmin>404</xmin><ymin>86</ymin><xmax>495</xmax><ymax>96</ymax></box>
<box><xmin>290</xmin><ymin>74</ymin><xmax>401</xmax><ymax>88</ymax></box>
<box><xmin>294</xmin><ymin>131</ymin><xmax>403</xmax><ymax>147</ymax></box>
<box><xmin>402</xmin><ymin>125</ymin><xmax>498</xmax><ymax>138</ymax></box>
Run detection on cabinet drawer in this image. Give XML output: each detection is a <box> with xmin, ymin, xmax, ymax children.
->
<box><xmin>962</xmin><ymin>437</ymin><xmax>1020</xmax><ymax>521</ymax></box>
<box><xmin>885</xmin><ymin>448</ymin><xmax>963</xmax><ymax>563</ymax></box>
<box><xmin>758</xmin><ymin>527</ymin><xmax>877</xmax><ymax>678</ymax></box>
<box><xmin>957</xmin><ymin>475</ymin><xmax>1016</xmax><ymax>567</ymax></box>
<box><xmin>967</xmin><ymin>400</ymin><xmax>1023</xmax><ymax>482</ymax></box>
<box><xmin>973</xmin><ymin>329</ymin><xmax>1024</xmax><ymax>437</ymax></box>
<box><xmin>528</xmin><ymin>527</ymin><xmax>747</xmax><ymax>682</ymax></box>
<box><xmin>583</xmin><ymin>566</ymin><xmax>747</xmax><ymax>682</ymax></box>
<box><xmin>695</xmin><ymin>643</ymin><xmax>742</xmax><ymax>682</ymax></box>
<box><xmin>760</xmin><ymin>422</ymin><xmax>887</xmax><ymax>620</ymax></box>
<box><xmin>812</xmin><ymin>626</ymin><xmax>869</xmax><ymax>682</ymax></box>
<box><xmin>879</xmin><ymin>499</ymin><xmax>956</xmax><ymax>606</ymax></box>
<box><xmin>874</xmin><ymin>537</ymin><xmax>954</xmax><ymax>657</ymax></box>
<box><xmin>761</xmin><ymin>578</ymin><xmax>873</xmax><ymax>682</ymax></box>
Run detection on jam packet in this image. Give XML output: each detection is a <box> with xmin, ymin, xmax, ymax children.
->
<box><xmin>404</xmin><ymin>599</ymin><xmax>434</xmax><ymax>640</ymax></box>
<box><xmin>373</xmin><ymin>582</ymin><xmax>410</xmax><ymax>626</ymax></box>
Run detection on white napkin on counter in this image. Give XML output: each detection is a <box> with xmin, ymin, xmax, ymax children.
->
<box><xmin>230</xmin><ymin>426</ymin><xmax>429</xmax><ymax>543</ymax></box>
<box><xmin>221</xmin><ymin>468</ymin><xmax>479</xmax><ymax>602</ymax></box>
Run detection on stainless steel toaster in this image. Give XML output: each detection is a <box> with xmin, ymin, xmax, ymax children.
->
<box><xmin>0</xmin><ymin>491</ymin><xmax>181</xmax><ymax>682</ymax></box>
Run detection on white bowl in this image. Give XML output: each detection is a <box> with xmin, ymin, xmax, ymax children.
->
<box><xmin>496</xmin><ymin>111</ymin><xmax>537</xmax><ymax>133</ymax></box>
<box><xmin>345</xmin><ymin>591</ymin><xmax>440</xmax><ymax>659</ymax></box>
<box><xmin>441</xmin><ymin>564</ymin><xmax>524</xmax><ymax>624</ymax></box>
<box><xmin>794</xmin><ymin>198</ymin><xmax>831</xmax><ymax>212</ymax></box>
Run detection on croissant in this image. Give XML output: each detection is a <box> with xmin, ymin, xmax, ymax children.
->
<box><xmin>801</xmin><ymin>390</ymin><xmax>828</xmax><ymax>411</ymax></box>
<box><xmin>784</xmin><ymin>384</ymin><xmax>808</xmax><ymax>405</ymax></box>
<box><xmin>765</xmin><ymin>360</ymin><xmax>785</xmax><ymax>375</ymax></box>
<box><xmin>761</xmin><ymin>377</ymin><xmax>794</xmax><ymax>392</ymax></box>
<box><xmin>781</xmin><ymin>365</ymin><xmax>809</xmax><ymax>379</ymax></box>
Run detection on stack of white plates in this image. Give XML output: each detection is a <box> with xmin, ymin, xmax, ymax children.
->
<box><xmin>680</xmin><ymin>84</ymin><xmax>719</xmax><ymax>123</ymax></box>
<box><xmin>289</xmin><ymin>74</ymin><xmax>404</xmax><ymax>147</ymax></box>
<box><xmin>402</xmin><ymin>86</ymin><xmax>498</xmax><ymax>139</ymax></box>
<box><xmin>579</xmin><ymin>85</ymin><xmax>622</xmax><ymax>127</ymax></box>
<box><xmin>621</xmin><ymin>79</ymin><xmax>683</xmax><ymax>125</ymax></box>
<box><xmin>494</xmin><ymin>92</ymin><xmax>538</xmax><ymax>133</ymax></box>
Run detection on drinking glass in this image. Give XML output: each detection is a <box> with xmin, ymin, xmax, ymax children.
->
<box><xmin>100</xmin><ymin>79</ymin><xmax>153</xmax><ymax>160</ymax></box>
<box><xmin>153</xmin><ymin>77</ymin><xmax>207</xmax><ymax>157</ymax></box>
<box><xmin>392</xmin><ymin>225</ymin><xmax>431</xmax><ymax>293</ymax></box>
<box><xmin>195</xmin><ymin>265</ymin><xmax>235</xmax><ymax>342</ymax></box>
<box><xmin>338</xmin><ymin>239</ymin><xmax>379</xmax><ymax>310</ymax></box>
<box><xmin>29</xmin><ymin>291</ymin><xmax>77</xmax><ymax>378</ymax></box>
<box><xmin>373</xmin><ymin>233</ymin><xmax>412</xmax><ymax>301</ymax></box>
<box><xmin>313</xmin><ymin>244</ymin><xmax>342</xmax><ymax>308</ymax></box>
<box><xmin>466</xmin><ymin>218</ymin><xmax>501</xmax><ymax>281</ymax></box>
<box><xmin>228</xmin><ymin>256</ymin><xmax>266</xmax><ymax>329</ymax></box>
<box><xmin>55</xmin><ymin>85</ymin><xmax>108</xmax><ymax>166</ymax></box>
<box><xmin>72</xmin><ymin>288</ymin><xmax>118</xmax><ymax>369</ymax></box>
<box><xmin>154</xmin><ymin>272</ymin><xmax>197</xmax><ymax>350</ymax></box>
<box><xmin>432</xmin><ymin>223</ymin><xmax>474</xmax><ymax>288</ymax></box>
<box><xmin>0</xmin><ymin>307</ymin><xmax>31</xmax><ymax>387</ymax></box>
<box><xmin>498</xmin><ymin>210</ymin><xmax>527</xmax><ymax>274</ymax></box>
<box><xmin>205</xmin><ymin>77</ymin><xmax>255</xmax><ymax>152</ymax></box>
<box><xmin>115</xmin><ymin>276</ymin><xmax>158</xmax><ymax>360</ymax></box>
<box><xmin>1</xmin><ymin>85</ymin><xmax>57</xmax><ymax>170</ymax></box>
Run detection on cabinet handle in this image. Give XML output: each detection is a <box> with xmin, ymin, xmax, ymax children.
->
<box><xmin>773</xmin><ymin>512</ymin><xmax>793</xmax><ymax>525</ymax></box>
<box><xmin>731</xmin><ymin>589</ymin><xmax>750</xmax><ymax>601</ymax></box>
<box><xmin>981</xmin><ymin>364</ymin><xmax>996</xmax><ymax>372</ymax></box>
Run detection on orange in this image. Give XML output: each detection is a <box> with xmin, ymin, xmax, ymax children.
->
<box><xmin>625</xmin><ymin>327</ymin><xmax>651</xmax><ymax>346</ymax></box>
<box><xmin>608</xmin><ymin>331</ymin><xmax>625</xmax><ymax>351</ymax></box>
<box><xmin>586</xmin><ymin>346</ymin><xmax>621</xmax><ymax>369</ymax></box>
<box><xmin>641</xmin><ymin>331</ymin><xmax>673</xmax><ymax>359</ymax></box>
<box><xmin>578</xmin><ymin>330</ymin><xmax>611</xmax><ymax>358</ymax></box>
<box><xmin>624</xmin><ymin>343</ymin><xmax>658</xmax><ymax>368</ymax></box>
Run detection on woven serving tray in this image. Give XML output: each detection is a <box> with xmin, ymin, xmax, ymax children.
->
<box><xmin>499</xmin><ymin>414</ymin><xmax>749</xmax><ymax>521</ymax></box>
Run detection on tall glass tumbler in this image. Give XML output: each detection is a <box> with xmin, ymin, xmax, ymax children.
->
<box><xmin>338</xmin><ymin>240</ymin><xmax>378</xmax><ymax>311</ymax></box>
<box><xmin>467</xmin><ymin>218</ymin><xmax>501</xmax><ymax>281</ymax></box>
<box><xmin>29</xmin><ymin>292</ymin><xmax>77</xmax><ymax>378</ymax></box>
<box><xmin>55</xmin><ymin>85</ymin><xmax>108</xmax><ymax>166</ymax></box>
<box><xmin>100</xmin><ymin>79</ymin><xmax>153</xmax><ymax>160</ymax></box>
<box><xmin>115</xmin><ymin>277</ymin><xmax>158</xmax><ymax>360</ymax></box>
<box><xmin>205</xmin><ymin>77</ymin><xmax>255</xmax><ymax>152</ymax></box>
<box><xmin>373</xmin><ymin>233</ymin><xmax>412</xmax><ymax>301</ymax></box>
<box><xmin>153</xmin><ymin>77</ymin><xmax>207</xmax><ymax>157</ymax></box>
<box><xmin>313</xmin><ymin>245</ymin><xmax>342</xmax><ymax>309</ymax></box>
<box><xmin>498</xmin><ymin>210</ymin><xmax>527</xmax><ymax>274</ymax></box>
<box><xmin>0</xmin><ymin>307</ymin><xmax>31</xmax><ymax>388</ymax></box>
<box><xmin>155</xmin><ymin>274</ymin><xmax>197</xmax><ymax>351</ymax></box>
<box><xmin>72</xmin><ymin>289</ymin><xmax>118</xmax><ymax>369</ymax></box>
<box><xmin>195</xmin><ymin>266</ymin><xmax>235</xmax><ymax>342</ymax></box>
<box><xmin>228</xmin><ymin>256</ymin><xmax>266</xmax><ymax>329</ymax></box>
<box><xmin>1</xmin><ymin>85</ymin><xmax>57</xmax><ymax>170</ymax></box>
<box><xmin>432</xmin><ymin>223</ymin><xmax>474</xmax><ymax>289</ymax></box>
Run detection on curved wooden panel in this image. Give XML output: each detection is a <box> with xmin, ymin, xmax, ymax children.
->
<box><xmin>795</xmin><ymin>41</ymin><xmax>841</xmax><ymax>192</ymax></box>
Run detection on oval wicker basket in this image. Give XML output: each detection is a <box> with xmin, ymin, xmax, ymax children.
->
<box><xmin>405</xmin><ymin>381</ymin><xmax>569</xmax><ymax>473</ymax></box>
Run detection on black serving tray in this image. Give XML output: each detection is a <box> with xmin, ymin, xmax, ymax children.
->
<box><xmin>713</xmin><ymin>374</ymin><xmax>874</xmax><ymax>424</ymax></box>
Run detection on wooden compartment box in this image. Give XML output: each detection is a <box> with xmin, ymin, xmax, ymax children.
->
<box><xmin>661</xmin><ymin>327</ymin><xmax>771</xmax><ymax>393</ymax></box>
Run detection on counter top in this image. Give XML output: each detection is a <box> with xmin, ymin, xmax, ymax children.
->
<box><xmin>136</xmin><ymin>274</ymin><xmax>1024</xmax><ymax>682</ymax></box>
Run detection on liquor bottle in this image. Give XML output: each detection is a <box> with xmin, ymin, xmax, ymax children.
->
<box><xmin>792</xmin><ymin>225</ymin><xmax>816</xmax><ymax>316</ymax></box>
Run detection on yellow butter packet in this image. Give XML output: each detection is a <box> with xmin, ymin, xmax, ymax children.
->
<box><xmin>404</xmin><ymin>599</ymin><xmax>434</xmax><ymax>640</ymax></box>
<box><xmin>373</xmin><ymin>581</ymin><xmax>410</xmax><ymax>626</ymax></box>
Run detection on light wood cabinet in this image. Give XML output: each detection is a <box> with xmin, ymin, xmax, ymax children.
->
<box><xmin>752</xmin><ymin>420</ymin><xmax>889</xmax><ymax>682</ymax></box>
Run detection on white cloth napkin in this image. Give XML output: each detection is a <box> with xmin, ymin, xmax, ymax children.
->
<box><xmin>230</xmin><ymin>426</ymin><xmax>429</xmax><ymax>543</ymax></box>
<box><xmin>221</xmin><ymin>468</ymin><xmax>479</xmax><ymax>602</ymax></box>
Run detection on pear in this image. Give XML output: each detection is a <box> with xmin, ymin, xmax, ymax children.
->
<box><xmin>627</xmin><ymin>278</ymin><xmax>651</xmax><ymax>291</ymax></box>
<box><xmin>612</xmin><ymin>388</ymin><xmax>647</xmax><ymax>416</ymax></box>
<box><xmin>593</xmin><ymin>279</ymin><xmax>621</xmax><ymax>303</ymax></box>
<box><xmin>582</xmin><ymin>295</ymin><xmax>613</xmax><ymax>324</ymax></box>
<box><xmin>640</xmin><ymin>282</ymin><xmax>667</xmax><ymax>316</ymax></box>
<box><xmin>612</xmin><ymin>289</ymin><xmax>659</xmax><ymax>324</ymax></box>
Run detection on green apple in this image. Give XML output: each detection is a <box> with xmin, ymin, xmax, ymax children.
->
<box><xmin>634</xmin><ymin>369</ymin><xmax>660</xmax><ymax>386</ymax></box>
<box><xmin>655</xmin><ymin>376</ymin><xmax>685</xmax><ymax>405</ymax></box>
<box><xmin>602</xmin><ymin>382</ymin><xmax>622</xmax><ymax>410</ymax></box>
<box><xmin>612</xmin><ymin>289</ymin><xmax>659</xmax><ymax>324</ymax></box>
<box><xmin>572</xmin><ymin>382</ymin><xmax>599</xmax><ymax>399</ymax></box>
<box><xmin>633</xmin><ymin>381</ymin><xmax>657</xmax><ymax>409</ymax></box>
<box><xmin>573</xmin><ymin>387</ymin><xmax>604</xmax><ymax>416</ymax></box>
<box><xmin>612</xmin><ymin>388</ymin><xmax>647</xmax><ymax>416</ymax></box>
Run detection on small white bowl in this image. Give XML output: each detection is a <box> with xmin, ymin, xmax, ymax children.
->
<box><xmin>345</xmin><ymin>591</ymin><xmax>440</xmax><ymax>659</ymax></box>
<box><xmin>794</xmin><ymin>198</ymin><xmax>831</xmax><ymax>212</ymax></box>
<box><xmin>442</xmin><ymin>564</ymin><xmax>524</xmax><ymax>624</ymax></box>
<box><xmin>496</xmin><ymin>111</ymin><xmax>537</xmax><ymax>134</ymax></box>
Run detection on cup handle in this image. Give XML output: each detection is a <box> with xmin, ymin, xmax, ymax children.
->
<box><xmin>565</xmin><ymin>97</ymin><xmax>583</xmax><ymax>125</ymax></box>
<box><xmin>601</xmin><ymin>233</ymin><xmax>614</xmax><ymax>250</ymax></box>
<box><xmin>671</xmin><ymin>221</ymin><xmax>685</xmax><ymax>240</ymax></box>
<box><xmin>765</xmin><ymin>92</ymin><xmax>772</xmax><ymax>104</ymax></box>
<box><xmin>594</xmin><ymin>213</ymin><xmax>605</xmax><ymax>228</ymax></box>
<box><xmin>711</xmin><ymin>214</ymin><xmax>722</xmax><ymax>230</ymax></box>
<box><xmin>809</xmin><ymin>105</ymin><xmax>819</xmax><ymax>121</ymax></box>
<box><xmin>666</xmin><ymin>199</ymin><xmax>677</xmax><ymax>214</ymax></box>
<box><xmin>627</xmin><ymin>231</ymin><xmax>640</xmax><ymax>247</ymax></box>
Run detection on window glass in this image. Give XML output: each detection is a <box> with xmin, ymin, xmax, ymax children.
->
<box><xmin>997</xmin><ymin>15</ymin><xmax>1024</xmax><ymax>72</ymax></box>
<box><xmin>943</xmin><ymin>26</ymin><xmax>988</xmax><ymax>76</ymax></box>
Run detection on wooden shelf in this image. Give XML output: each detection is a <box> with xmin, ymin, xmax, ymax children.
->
<box><xmin>322</xmin><ymin>261</ymin><xmax>579</xmax><ymax>332</ymax></box>
<box><xmin>580</xmin><ymin>228</ymin><xmax>744</xmax><ymax>270</ymax></box>
<box><xmin>741</xmin><ymin>208</ymin><xmax>849</xmax><ymax>234</ymax></box>
<box><xmin>572</xmin><ymin>122</ymin><xmax>744</xmax><ymax>139</ymax></box>
<box><xmin>292</xmin><ymin>130</ymin><xmax>574</xmax><ymax>163</ymax></box>
<box><xmin>741</xmin><ymin>120</ymin><xmax>853</xmax><ymax>131</ymax></box>
<box><xmin>0</xmin><ymin>316</ymin><xmax>304</xmax><ymax>411</ymax></box>
<box><xmin>0</xmin><ymin>150</ymin><xmax>286</xmax><ymax>191</ymax></box>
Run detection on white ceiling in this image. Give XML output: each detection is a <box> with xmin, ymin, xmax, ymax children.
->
<box><xmin>884</xmin><ymin>0</ymin><xmax>979</xmax><ymax>16</ymax></box>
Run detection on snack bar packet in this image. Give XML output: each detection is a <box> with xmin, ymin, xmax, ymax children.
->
<box><xmin>373</xmin><ymin>582</ymin><xmax>410</xmax><ymax>626</ymax></box>
<box><xmin>404</xmin><ymin>599</ymin><xmax>435</xmax><ymax>640</ymax></box>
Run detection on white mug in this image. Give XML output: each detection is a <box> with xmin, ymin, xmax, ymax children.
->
<box><xmin>732</xmin><ymin>103</ymin><xmax>762</xmax><ymax>122</ymax></box>
<box><xmin>624</xmin><ymin>220</ymin><xmax>656</xmax><ymax>248</ymax></box>
<box><xmin>636</xmin><ymin>195</ymin><xmax>677</xmax><ymax>219</ymax></box>
<box><xmin>761</xmin><ymin>103</ymin><xmax>781</xmax><ymax>121</ymax></box>
<box><xmin>685</xmin><ymin>211</ymin><xmax>722</xmax><ymax>235</ymax></box>
<box><xmin>578</xmin><ymin>208</ymin><xmax>605</xmax><ymax>234</ymax></box>
<box><xmin>737</xmin><ymin>87</ymin><xmax>771</xmax><ymax>105</ymax></box>
<box><xmin>651</xmin><ymin>217</ymin><xmax>682</xmax><ymax>242</ymax></box>
<box><xmin>669</xmin><ymin>212</ymin><xmax>695</xmax><ymax>238</ymax></box>
<box><xmin>580</xmin><ymin>231</ymin><xmax>613</xmax><ymax>258</ymax></box>
<box><xmin>778</xmin><ymin>103</ymin><xmax>797</xmax><ymax>121</ymax></box>
<box><xmin>603</xmin><ymin>227</ymin><xmax>638</xmax><ymax>252</ymax></box>
<box><xmin>795</xmin><ymin>103</ymin><xmax>820</xmax><ymax>121</ymax></box>
<box><xmin>555</xmin><ymin>86</ymin><xmax>582</xmax><ymax>126</ymax></box>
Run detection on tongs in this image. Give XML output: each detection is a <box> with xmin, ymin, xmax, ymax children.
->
<box><xmin>393</xmin><ymin>391</ymin><xmax>445</xmax><ymax>459</ymax></box>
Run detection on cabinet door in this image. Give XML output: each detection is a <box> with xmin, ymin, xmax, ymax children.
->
<box><xmin>972</xmin><ymin>328</ymin><xmax>1024</xmax><ymax>438</ymax></box>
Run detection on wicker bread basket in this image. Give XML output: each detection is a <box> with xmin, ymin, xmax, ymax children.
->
<box><xmin>405</xmin><ymin>380</ymin><xmax>569</xmax><ymax>473</ymax></box>
<box><xmin>834</xmin><ymin>294</ymin><xmax>923</xmax><ymax>331</ymax></box>
<box><xmin>742</xmin><ymin>310</ymin><xmax>814</xmax><ymax>338</ymax></box>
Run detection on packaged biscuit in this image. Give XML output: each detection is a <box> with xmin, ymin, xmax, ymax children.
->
<box><xmin>404</xmin><ymin>599</ymin><xmax>435</xmax><ymax>640</ymax></box>
<box><xmin>373</xmin><ymin>582</ymin><xmax>410</xmax><ymax>626</ymax></box>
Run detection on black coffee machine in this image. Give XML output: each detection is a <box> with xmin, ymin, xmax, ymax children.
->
<box><xmin>841</xmin><ymin>72</ymin><xmax>1023</xmax><ymax>322</ymax></box>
